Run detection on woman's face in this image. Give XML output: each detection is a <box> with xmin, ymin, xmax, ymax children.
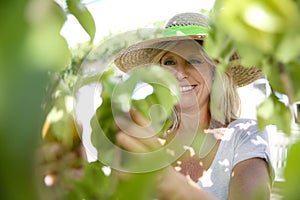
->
<box><xmin>160</xmin><ymin>40</ymin><xmax>213</xmax><ymax>114</ymax></box>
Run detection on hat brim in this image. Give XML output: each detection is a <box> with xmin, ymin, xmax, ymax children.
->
<box><xmin>114</xmin><ymin>34</ymin><xmax>262</xmax><ymax>87</ymax></box>
<box><xmin>114</xmin><ymin>34</ymin><xmax>206</xmax><ymax>72</ymax></box>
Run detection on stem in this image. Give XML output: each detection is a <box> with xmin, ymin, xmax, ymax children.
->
<box><xmin>278</xmin><ymin>62</ymin><xmax>294</xmax><ymax>104</ymax></box>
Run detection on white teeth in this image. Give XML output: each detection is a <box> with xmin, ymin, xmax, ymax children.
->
<box><xmin>180</xmin><ymin>86</ymin><xmax>194</xmax><ymax>92</ymax></box>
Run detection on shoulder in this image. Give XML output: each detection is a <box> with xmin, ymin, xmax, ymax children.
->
<box><xmin>225</xmin><ymin>118</ymin><xmax>269</xmax><ymax>146</ymax></box>
<box><xmin>225</xmin><ymin>119</ymin><xmax>274</xmax><ymax>181</ymax></box>
<box><xmin>228</xmin><ymin>118</ymin><xmax>266</xmax><ymax>136</ymax></box>
<box><xmin>228</xmin><ymin>118</ymin><xmax>258</xmax><ymax>131</ymax></box>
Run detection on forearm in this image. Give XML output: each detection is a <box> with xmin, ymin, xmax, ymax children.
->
<box><xmin>180</xmin><ymin>179</ymin><xmax>218</xmax><ymax>200</ymax></box>
<box><xmin>158</xmin><ymin>167</ymin><xmax>219</xmax><ymax>200</ymax></box>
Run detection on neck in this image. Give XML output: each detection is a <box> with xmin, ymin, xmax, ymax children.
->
<box><xmin>177</xmin><ymin>103</ymin><xmax>210</xmax><ymax>129</ymax></box>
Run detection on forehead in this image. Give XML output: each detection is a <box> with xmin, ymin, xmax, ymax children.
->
<box><xmin>162</xmin><ymin>40</ymin><xmax>204</xmax><ymax>57</ymax></box>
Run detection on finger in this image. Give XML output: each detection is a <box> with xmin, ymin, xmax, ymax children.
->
<box><xmin>115</xmin><ymin>115</ymin><xmax>156</xmax><ymax>138</ymax></box>
<box><xmin>115</xmin><ymin>115</ymin><xmax>165</xmax><ymax>150</ymax></box>
<box><xmin>116</xmin><ymin>131</ymin><xmax>149</xmax><ymax>153</ymax></box>
<box><xmin>141</xmin><ymin>135</ymin><xmax>165</xmax><ymax>150</ymax></box>
<box><xmin>129</xmin><ymin>108</ymin><xmax>150</xmax><ymax>127</ymax></box>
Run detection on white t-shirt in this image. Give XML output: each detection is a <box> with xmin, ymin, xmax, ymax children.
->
<box><xmin>197</xmin><ymin>118</ymin><xmax>274</xmax><ymax>199</ymax></box>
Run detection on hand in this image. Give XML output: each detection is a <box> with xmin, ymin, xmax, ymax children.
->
<box><xmin>116</xmin><ymin>109</ymin><xmax>165</xmax><ymax>153</ymax></box>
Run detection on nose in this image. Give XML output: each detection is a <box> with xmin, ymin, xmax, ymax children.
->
<box><xmin>174</xmin><ymin>58</ymin><xmax>189</xmax><ymax>80</ymax></box>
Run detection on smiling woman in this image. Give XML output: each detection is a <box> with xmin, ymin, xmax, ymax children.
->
<box><xmin>111</xmin><ymin>12</ymin><xmax>274</xmax><ymax>200</ymax></box>
<box><xmin>156</xmin><ymin>41</ymin><xmax>214</xmax><ymax>119</ymax></box>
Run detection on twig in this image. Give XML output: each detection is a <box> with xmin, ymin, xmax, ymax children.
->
<box><xmin>278</xmin><ymin>62</ymin><xmax>295</xmax><ymax>104</ymax></box>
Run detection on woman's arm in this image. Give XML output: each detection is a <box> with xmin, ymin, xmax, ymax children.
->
<box><xmin>157</xmin><ymin>166</ymin><xmax>219</xmax><ymax>200</ymax></box>
<box><xmin>228</xmin><ymin>158</ymin><xmax>271</xmax><ymax>200</ymax></box>
<box><xmin>116</xmin><ymin>131</ymin><xmax>219</xmax><ymax>200</ymax></box>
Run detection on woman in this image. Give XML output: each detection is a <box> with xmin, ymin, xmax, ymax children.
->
<box><xmin>114</xmin><ymin>12</ymin><xmax>273</xmax><ymax>200</ymax></box>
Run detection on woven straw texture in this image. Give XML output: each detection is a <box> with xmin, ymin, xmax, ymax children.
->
<box><xmin>114</xmin><ymin>13</ymin><xmax>262</xmax><ymax>87</ymax></box>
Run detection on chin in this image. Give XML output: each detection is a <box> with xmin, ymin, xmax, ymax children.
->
<box><xmin>176</xmin><ymin>96</ymin><xmax>199</xmax><ymax>113</ymax></box>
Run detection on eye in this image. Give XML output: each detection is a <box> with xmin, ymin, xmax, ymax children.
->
<box><xmin>162</xmin><ymin>58</ymin><xmax>176</xmax><ymax>66</ymax></box>
<box><xmin>187</xmin><ymin>58</ymin><xmax>203</xmax><ymax>65</ymax></box>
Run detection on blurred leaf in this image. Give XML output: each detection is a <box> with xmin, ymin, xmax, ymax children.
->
<box><xmin>67</xmin><ymin>160</ymin><xmax>158</xmax><ymax>200</ymax></box>
<box><xmin>115</xmin><ymin>66</ymin><xmax>180</xmax><ymax>134</ymax></box>
<box><xmin>214</xmin><ymin>0</ymin><xmax>298</xmax><ymax>54</ymax></box>
<box><xmin>275</xmin><ymin>27</ymin><xmax>300</xmax><ymax>63</ymax></box>
<box><xmin>283</xmin><ymin>141</ymin><xmax>300</xmax><ymax>199</ymax></box>
<box><xmin>23</xmin><ymin>0</ymin><xmax>71</xmax><ymax>71</ymax></box>
<box><xmin>115</xmin><ymin>172</ymin><xmax>157</xmax><ymax>200</ymax></box>
<box><xmin>67</xmin><ymin>161</ymin><xmax>115</xmax><ymax>200</ymax></box>
<box><xmin>66</xmin><ymin>0</ymin><xmax>96</xmax><ymax>42</ymax></box>
<box><xmin>257</xmin><ymin>93</ymin><xmax>292</xmax><ymax>134</ymax></box>
<box><xmin>23</xmin><ymin>28</ymin><xmax>71</xmax><ymax>71</ymax></box>
<box><xmin>286</xmin><ymin>60</ymin><xmax>300</xmax><ymax>102</ymax></box>
<box><xmin>92</xmin><ymin>66</ymin><xmax>180</xmax><ymax>147</ymax></box>
<box><xmin>262</xmin><ymin>59</ymin><xmax>285</xmax><ymax>94</ymax></box>
<box><xmin>204</xmin><ymin>20</ymin><xmax>234</xmax><ymax>63</ymax></box>
<box><xmin>43</xmin><ymin>109</ymin><xmax>81</xmax><ymax>150</ymax></box>
<box><xmin>93</xmin><ymin>69</ymin><xmax>120</xmax><ymax>143</ymax></box>
<box><xmin>233</xmin><ymin>43</ymin><xmax>265</xmax><ymax>68</ymax></box>
<box><xmin>0</xmin><ymin>0</ymin><xmax>72</xmax><ymax>200</ymax></box>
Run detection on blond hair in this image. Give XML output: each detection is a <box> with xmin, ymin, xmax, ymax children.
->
<box><xmin>210</xmin><ymin>70</ymin><xmax>241</xmax><ymax>128</ymax></box>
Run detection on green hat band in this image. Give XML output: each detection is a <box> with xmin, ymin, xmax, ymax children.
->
<box><xmin>162</xmin><ymin>25</ymin><xmax>208</xmax><ymax>37</ymax></box>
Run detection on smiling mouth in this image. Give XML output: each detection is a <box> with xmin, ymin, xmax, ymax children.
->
<box><xmin>180</xmin><ymin>85</ymin><xmax>196</xmax><ymax>92</ymax></box>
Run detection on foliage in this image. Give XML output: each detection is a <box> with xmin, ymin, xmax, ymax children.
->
<box><xmin>2</xmin><ymin>0</ymin><xmax>300</xmax><ymax>199</ymax></box>
<box><xmin>205</xmin><ymin>0</ymin><xmax>300</xmax><ymax>133</ymax></box>
<box><xmin>66</xmin><ymin>0</ymin><xmax>96</xmax><ymax>42</ymax></box>
<box><xmin>38</xmin><ymin>43</ymin><xmax>96</xmax><ymax>200</ymax></box>
<box><xmin>283</xmin><ymin>140</ymin><xmax>300</xmax><ymax>199</ymax></box>
<box><xmin>204</xmin><ymin>0</ymin><xmax>300</xmax><ymax>198</ymax></box>
<box><xmin>0</xmin><ymin>0</ymin><xmax>95</xmax><ymax>199</ymax></box>
<box><xmin>65</xmin><ymin>160</ymin><xmax>159</xmax><ymax>200</ymax></box>
<box><xmin>94</xmin><ymin>66</ymin><xmax>180</xmax><ymax>139</ymax></box>
<box><xmin>257</xmin><ymin>93</ymin><xmax>292</xmax><ymax>135</ymax></box>
<box><xmin>86</xmin><ymin>66</ymin><xmax>179</xmax><ymax>199</ymax></box>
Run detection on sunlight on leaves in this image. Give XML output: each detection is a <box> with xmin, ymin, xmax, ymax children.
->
<box><xmin>257</xmin><ymin>94</ymin><xmax>292</xmax><ymax>134</ymax></box>
<box><xmin>287</xmin><ymin>61</ymin><xmax>300</xmax><ymax>102</ymax></box>
<box><xmin>213</xmin><ymin>0</ymin><xmax>299</xmax><ymax>55</ymax></box>
<box><xmin>283</xmin><ymin>141</ymin><xmax>300</xmax><ymax>199</ymax></box>
<box><xmin>23</xmin><ymin>0</ymin><xmax>71</xmax><ymax>71</ymax></box>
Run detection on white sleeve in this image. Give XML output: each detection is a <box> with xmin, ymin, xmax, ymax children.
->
<box><xmin>230</xmin><ymin>119</ymin><xmax>275</xmax><ymax>181</ymax></box>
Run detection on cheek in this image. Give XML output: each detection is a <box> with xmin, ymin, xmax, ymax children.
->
<box><xmin>193</xmin><ymin>72</ymin><xmax>211</xmax><ymax>86</ymax></box>
<box><xmin>192</xmin><ymin>68</ymin><xmax>213</xmax><ymax>89</ymax></box>
<box><xmin>161</xmin><ymin>65</ymin><xmax>177</xmax><ymax>76</ymax></box>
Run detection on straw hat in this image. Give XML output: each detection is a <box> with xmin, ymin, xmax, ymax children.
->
<box><xmin>114</xmin><ymin>12</ymin><xmax>262</xmax><ymax>87</ymax></box>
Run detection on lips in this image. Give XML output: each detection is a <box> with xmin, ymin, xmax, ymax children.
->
<box><xmin>180</xmin><ymin>85</ymin><xmax>196</xmax><ymax>92</ymax></box>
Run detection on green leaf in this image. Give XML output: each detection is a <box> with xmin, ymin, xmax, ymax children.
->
<box><xmin>66</xmin><ymin>0</ymin><xmax>96</xmax><ymax>42</ymax></box>
<box><xmin>94</xmin><ymin>73</ymin><xmax>119</xmax><ymax>142</ymax></box>
<box><xmin>204</xmin><ymin>20</ymin><xmax>234</xmax><ymax>63</ymax></box>
<box><xmin>257</xmin><ymin>93</ymin><xmax>292</xmax><ymax>134</ymax></box>
<box><xmin>283</xmin><ymin>141</ymin><xmax>300</xmax><ymax>199</ymax></box>
<box><xmin>116</xmin><ymin>66</ymin><xmax>180</xmax><ymax>135</ymax></box>
<box><xmin>214</xmin><ymin>0</ymin><xmax>299</xmax><ymax>54</ymax></box>
<box><xmin>275</xmin><ymin>27</ymin><xmax>300</xmax><ymax>63</ymax></box>
<box><xmin>115</xmin><ymin>172</ymin><xmax>157</xmax><ymax>200</ymax></box>
<box><xmin>22</xmin><ymin>1</ymin><xmax>71</xmax><ymax>71</ymax></box>
<box><xmin>286</xmin><ymin>60</ymin><xmax>300</xmax><ymax>102</ymax></box>
<box><xmin>67</xmin><ymin>161</ymin><xmax>116</xmax><ymax>199</ymax></box>
<box><xmin>262</xmin><ymin>59</ymin><xmax>285</xmax><ymax>94</ymax></box>
<box><xmin>91</xmin><ymin>66</ymin><xmax>180</xmax><ymax>158</ymax></box>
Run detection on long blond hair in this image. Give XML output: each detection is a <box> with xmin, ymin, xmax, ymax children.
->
<box><xmin>210</xmin><ymin>69</ymin><xmax>241</xmax><ymax>128</ymax></box>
